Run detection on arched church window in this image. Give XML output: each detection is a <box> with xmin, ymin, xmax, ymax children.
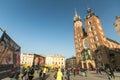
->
<box><xmin>96</xmin><ymin>36</ymin><xmax>98</xmax><ymax>41</ymax></box>
<box><xmin>88</xmin><ymin>21</ymin><xmax>92</xmax><ymax>25</ymax></box>
<box><xmin>92</xmin><ymin>26</ymin><xmax>96</xmax><ymax>30</ymax></box>
<box><xmin>83</xmin><ymin>39</ymin><xmax>89</xmax><ymax>49</ymax></box>
<box><xmin>92</xmin><ymin>32</ymin><xmax>94</xmax><ymax>35</ymax></box>
<box><xmin>89</xmin><ymin>28</ymin><xmax>91</xmax><ymax>31</ymax></box>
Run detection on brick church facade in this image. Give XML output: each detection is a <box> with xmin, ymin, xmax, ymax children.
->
<box><xmin>74</xmin><ymin>8</ymin><xmax>120</xmax><ymax>69</ymax></box>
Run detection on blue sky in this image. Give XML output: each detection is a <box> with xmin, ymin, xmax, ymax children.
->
<box><xmin>0</xmin><ymin>0</ymin><xmax>120</xmax><ymax>58</ymax></box>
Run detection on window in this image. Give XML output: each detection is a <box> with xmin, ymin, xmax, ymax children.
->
<box><xmin>94</xmin><ymin>31</ymin><xmax>96</xmax><ymax>35</ymax></box>
<box><xmin>91</xmin><ymin>33</ymin><xmax>93</xmax><ymax>37</ymax></box>
<box><xmin>110</xmin><ymin>44</ymin><xmax>112</xmax><ymax>48</ymax></box>
<box><xmin>96</xmin><ymin>36</ymin><xmax>98</xmax><ymax>41</ymax></box>
<box><xmin>88</xmin><ymin>21</ymin><xmax>92</xmax><ymax>25</ymax></box>
<box><xmin>97</xmin><ymin>43</ymin><xmax>100</xmax><ymax>46</ymax></box>
<box><xmin>92</xmin><ymin>32</ymin><xmax>94</xmax><ymax>35</ymax></box>
<box><xmin>93</xmin><ymin>38</ymin><xmax>95</xmax><ymax>42</ymax></box>
<box><xmin>95</xmin><ymin>44</ymin><xmax>97</xmax><ymax>48</ymax></box>
<box><xmin>91</xmin><ymin>27</ymin><xmax>93</xmax><ymax>31</ymax></box>
<box><xmin>92</xmin><ymin>26</ymin><xmax>96</xmax><ymax>30</ymax></box>
<box><xmin>89</xmin><ymin>28</ymin><xmax>91</xmax><ymax>31</ymax></box>
<box><xmin>92</xmin><ymin>45</ymin><xmax>94</xmax><ymax>48</ymax></box>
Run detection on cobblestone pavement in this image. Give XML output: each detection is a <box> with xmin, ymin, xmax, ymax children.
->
<box><xmin>2</xmin><ymin>71</ymin><xmax>120</xmax><ymax>80</ymax></box>
<box><xmin>33</xmin><ymin>70</ymin><xmax>120</xmax><ymax>80</ymax></box>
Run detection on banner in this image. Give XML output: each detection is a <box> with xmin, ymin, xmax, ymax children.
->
<box><xmin>0</xmin><ymin>32</ymin><xmax>21</xmax><ymax>79</ymax></box>
<box><xmin>39</xmin><ymin>57</ymin><xmax>45</xmax><ymax>66</ymax></box>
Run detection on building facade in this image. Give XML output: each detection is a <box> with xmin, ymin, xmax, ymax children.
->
<box><xmin>20</xmin><ymin>53</ymin><xmax>34</xmax><ymax>66</ymax></box>
<box><xmin>66</xmin><ymin>57</ymin><xmax>76</xmax><ymax>68</ymax></box>
<box><xmin>21</xmin><ymin>53</ymin><xmax>45</xmax><ymax>68</ymax></box>
<box><xmin>74</xmin><ymin>8</ymin><xmax>120</xmax><ymax>69</ymax></box>
<box><xmin>94</xmin><ymin>45</ymin><xmax>120</xmax><ymax>69</ymax></box>
<box><xmin>44</xmin><ymin>54</ymin><xmax>65</xmax><ymax>68</ymax></box>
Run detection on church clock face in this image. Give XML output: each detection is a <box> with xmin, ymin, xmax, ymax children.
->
<box><xmin>83</xmin><ymin>39</ymin><xmax>89</xmax><ymax>48</ymax></box>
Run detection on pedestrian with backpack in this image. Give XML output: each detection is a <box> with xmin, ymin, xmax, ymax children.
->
<box><xmin>28</xmin><ymin>66</ymin><xmax>35</xmax><ymax>80</ymax></box>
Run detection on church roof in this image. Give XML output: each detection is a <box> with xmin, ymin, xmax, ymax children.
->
<box><xmin>74</xmin><ymin>9</ymin><xmax>81</xmax><ymax>22</ymax></box>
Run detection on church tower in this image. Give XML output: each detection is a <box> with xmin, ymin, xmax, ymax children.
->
<box><xmin>74</xmin><ymin>10</ymin><xmax>84</xmax><ymax>65</ymax></box>
<box><xmin>84</xmin><ymin>8</ymin><xmax>107</xmax><ymax>53</ymax></box>
<box><xmin>73</xmin><ymin>8</ymin><xmax>120</xmax><ymax>69</ymax></box>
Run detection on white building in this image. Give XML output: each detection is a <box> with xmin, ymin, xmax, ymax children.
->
<box><xmin>44</xmin><ymin>54</ymin><xmax>65</xmax><ymax>68</ymax></box>
<box><xmin>20</xmin><ymin>53</ymin><xmax>34</xmax><ymax>66</ymax></box>
<box><xmin>114</xmin><ymin>16</ymin><xmax>120</xmax><ymax>37</ymax></box>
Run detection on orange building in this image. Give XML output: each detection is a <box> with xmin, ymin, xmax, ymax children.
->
<box><xmin>74</xmin><ymin>8</ymin><xmax>120</xmax><ymax>69</ymax></box>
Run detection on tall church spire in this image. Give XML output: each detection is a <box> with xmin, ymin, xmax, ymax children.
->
<box><xmin>74</xmin><ymin>9</ymin><xmax>81</xmax><ymax>22</ymax></box>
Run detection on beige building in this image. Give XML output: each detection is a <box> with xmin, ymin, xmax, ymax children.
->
<box><xmin>44</xmin><ymin>54</ymin><xmax>65</xmax><ymax>68</ymax></box>
<box><xmin>21</xmin><ymin>53</ymin><xmax>45</xmax><ymax>68</ymax></box>
<box><xmin>20</xmin><ymin>53</ymin><xmax>34</xmax><ymax>66</ymax></box>
<box><xmin>74</xmin><ymin>8</ymin><xmax>120</xmax><ymax>69</ymax></box>
<box><xmin>66</xmin><ymin>57</ymin><xmax>76</xmax><ymax>68</ymax></box>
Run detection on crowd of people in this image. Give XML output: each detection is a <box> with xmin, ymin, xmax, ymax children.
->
<box><xmin>53</xmin><ymin>67</ymin><xmax>87</xmax><ymax>80</ymax></box>
<box><xmin>21</xmin><ymin>66</ymin><xmax>35</xmax><ymax>80</ymax></box>
<box><xmin>53</xmin><ymin>66</ymin><xmax>119</xmax><ymax>80</ymax></box>
<box><xmin>95</xmin><ymin>66</ymin><xmax>116</xmax><ymax>80</ymax></box>
<box><xmin>9</xmin><ymin>65</ymin><xmax>120</xmax><ymax>80</ymax></box>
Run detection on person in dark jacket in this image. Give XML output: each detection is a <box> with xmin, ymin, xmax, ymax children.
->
<box><xmin>66</xmin><ymin>68</ymin><xmax>70</xmax><ymax>80</ymax></box>
<box><xmin>28</xmin><ymin>66</ymin><xmax>35</xmax><ymax>80</ymax></box>
<box><xmin>73</xmin><ymin>68</ymin><xmax>76</xmax><ymax>77</ymax></box>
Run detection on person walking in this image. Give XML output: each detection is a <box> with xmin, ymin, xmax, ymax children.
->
<box><xmin>28</xmin><ymin>66</ymin><xmax>35</xmax><ymax>80</ymax></box>
<box><xmin>105</xmin><ymin>68</ymin><xmax>111</xmax><ymax>80</ymax></box>
<box><xmin>56</xmin><ymin>68</ymin><xmax>63</xmax><ymax>80</ymax></box>
<box><xmin>98</xmin><ymin>67</ymin><xmax>102</xmax><ymax>75</ymax></box>
<box><xmin>73</xmin><ymin>68</ymin><xmax>76</xmax><ymax>77</ymax></box>
<box><xmin>39</xmin><ymin>68</ymin><xmax>43</xmax><ymax>78</ymax></box>
<box><xmin>10</xmin><ymin>72</ymin><xmax>19</xmax><ymax>80</ymax></box>
<box><xmin>54</xmin><ymin>68</ymin><xmax>58</xmax><ymax>79</ymax></box>
<box><xmin>42</xmin><ymin>66</ymin><xmax>47</xmax><ymax>80</ymax></box>
<box><xmin>66</xmin><ymin>68</ymin><xmax>70</xmax><ymax>80</ymax></box>
<box><xmin>109</xmin><ymin>68</ymin><xmax>115</xmax><ymax>79</ymax></box>
<box><xmin>61</xmin><ymin>67</ymin><xmax>64</xmax><ymax>75</ymax></box>
<box><xmin>61</xmin><ymin>67</ymin><xmax>64</xmax><ymax>80</ymax></box>
<box><xmin>21</xmin><ymin>68</ymin><xmax>28</xmax><ymax>80</ymax></box>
